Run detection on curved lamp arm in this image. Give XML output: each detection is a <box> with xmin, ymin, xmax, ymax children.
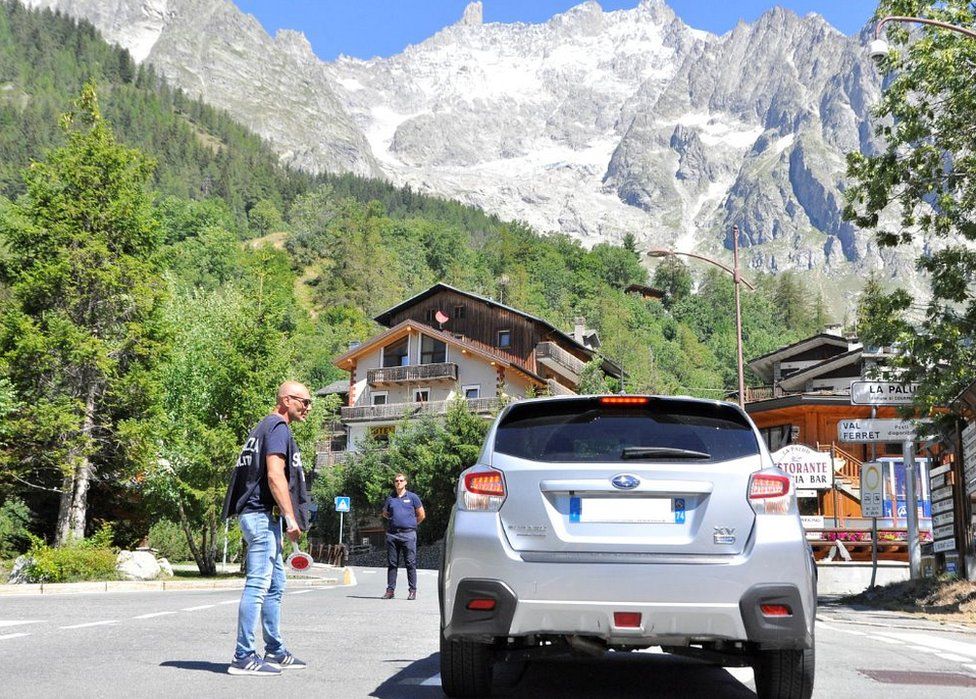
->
<box><xmin>876</xmin><ymin>15</ymin><xmax>976</xmax><ymax>40</ymax></box>
<box><xmin>645</xmin><ymin>249</ymin><xmax>756</xmax><ymax>291</ymax></box>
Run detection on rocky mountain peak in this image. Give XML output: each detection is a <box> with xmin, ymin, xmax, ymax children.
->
<box><xmin>458</xmin><ymin>1</ymin><xmax>483</xmax><ymax>27</ymax></box>
<box><xmin>23</xmin><ymin>0</ymin><xmax>924</xmax><ymax>307</ymax></box>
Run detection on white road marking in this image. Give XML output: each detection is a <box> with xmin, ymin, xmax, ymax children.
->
<box><xmin>0</xmin><ymin>621</ymin><xmax>45</xmax><ymax>628</ymax></box>
<box><xmin>359</xmin><ymin>570</ymin><xmax>377</xmax><ymax>575</ymax></box>
<box><xmin>967</xmin><ymin>664</ymin><xmax>976</xmax><ymax>674</ymax></box>
<box><xmin>877</xmin><ymin>632</ymin><xmax>976</xmax><ymax>658</ymax></box>
<box><xmin>937</xmin><ymin>653</ymin><xmax>973</xmax><ymax>663</ymax></box>
<box><xmin>133</xmin><ymin>612</ymin><xmax>176</xmax><ymax>619</ymax></box>
<box><xmin>871</xmin><ymin>636</ymin><xmax>905</xmax><ymax>645</ymax></box>
<box><xmin>817</xmin><ymin>622</ymin><xmax>866</xmax><ymax>636</ymax></box>
<box><xmin>182</xmin><ymin>605</ymin><xmax>215</xmax><ymax>611</ymax></box>
<box><xmin>219</xmin><ymin>600</ymin><xmax>238</xmax><ymax>605</ymax></box>
<box><xmin>291</xmin><ymin>590</ymin><xmax>312</xmax><ymax>595</ymax></box>
<box><xmin>0</xmin><ymin>633</ymin><xmax>30</xmax><ymax>641</ymax></box>
<box><xmin>60</xmin><ymin>621</ymin><xmax>118</xmax><ymax>629</ymax></box>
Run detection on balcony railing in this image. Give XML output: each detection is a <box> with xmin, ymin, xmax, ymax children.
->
<box><xmin>341</xmin><ymin>397</ymin><xmax>501</xmax><ymax>422</ymax></box>
<box><xmin>546</xmin><ymin>379</ymin><xmax>576</xmax><ymax>397</ymax></box>
<box><xmin>744</xmin><ymin>385</ymin><xmax>775</xmax><ymax>402</ymax></box>
<box><xmin>367</xmin><ymin>362</ymin><xmax>458</xmax><ymax>385</ymax></box>
<box><xmin>535</xmin><ymin>341</ymin><xmax>586</xmax><ymax>384</ymax></box>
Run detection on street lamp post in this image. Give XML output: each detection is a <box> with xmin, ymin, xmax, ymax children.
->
<box><xmin>647</xmin><ymin>228</ymin><xmax>753</xmax><ymax>408</ymax></box>
<box><xmin>865</xmin><ymin>13</ymin><xmax>976</xmax><ymax>580</ymax></box>
<box><xmin>869</xmin><ymin>15</ymin><xmax>976</xmax><ymax>58</ymax></box>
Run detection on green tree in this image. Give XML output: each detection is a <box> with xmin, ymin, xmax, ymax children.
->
<box><xmin>577</xmin><ymin>359</ymin><xmax>614</xmax><ymax>395</ymax></box>
<box><xmin>148</xmin><ymin>280</ymin><xmax>292</xmax><ymax>575</ymax></box>
<box><xmin>844</xmin><ymin>0</ymin><xmax>976</xmax><ymax>411</ymax></box>
<box><xmin>313</xmin><ymin>398</ymin><xmax>489</xmax><ymax>544</ymax></box>
<box><xmin>0</xmin><ymin>82</ymin><xmax>166</xmax><ymax>544</ymax></box>
<box><xmin>651</xmin><ymin>256</ymin><xmax>692</xmax><ymax>309</ymax></box>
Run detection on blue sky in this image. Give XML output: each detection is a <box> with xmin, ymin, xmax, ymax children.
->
<box><xmin>235</xmin><ymin>1</ymin><xmax>878</xmax><ymax>61</ymax></box>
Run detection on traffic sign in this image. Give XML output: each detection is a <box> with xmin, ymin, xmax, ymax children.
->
<box><xmin>334</xmin><ymin>496</ymin><xmax>351</xmax><ymax>513</ymax></box>
<box><xmin>838</xmin><ymin>418</ymin><xmax>923</xmax><ymax>443</ymax></box>
<box><xmin>934</xmin><ymin>538</ymin><xmax>956</xmax><ymax>553</ymax></box>
<box><xmin>850</xmin><ymin>381</ymin><xmax>919</xmax><ymax>405</ymax></box>
<box><xmin>860</xmin><ymin>462</ymin><xmax>884</xmax><ymax>518</ymax></box>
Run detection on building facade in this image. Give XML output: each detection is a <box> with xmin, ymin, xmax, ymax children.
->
<box><xmin>324</xmin><ymin>283</ymin><xmax>620</xmax><ymax>457</ymax></box>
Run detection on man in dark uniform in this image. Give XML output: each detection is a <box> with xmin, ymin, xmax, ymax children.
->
<box><xmin>222</xmin><ymin>380</ymin><xmax>313</xmax><ymax>676</ymax></box>
<box><xmin>381</xmin><ymin>472</ymin><xmax>425</xmax><ymax>600</ymax></box>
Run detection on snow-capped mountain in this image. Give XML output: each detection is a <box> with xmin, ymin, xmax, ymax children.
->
<box><xmin>24</xmin><ymin>0</ymin><xmax>915</xmax><ymax>295</ymax></box>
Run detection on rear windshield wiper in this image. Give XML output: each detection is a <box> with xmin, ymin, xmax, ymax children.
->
<box><xmin>620</xmin><ymin>446</ymin><xmax>710</xmax><ymax>460</ymax></box>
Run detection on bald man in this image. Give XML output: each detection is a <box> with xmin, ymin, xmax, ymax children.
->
<box><xmin>222</xmin><ymin>381</ymin><xmax>313</xmax><ymax>675</ymax></box>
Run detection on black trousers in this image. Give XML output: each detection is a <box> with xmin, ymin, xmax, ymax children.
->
<box><xmin>386</xmin><ymin>530</ymin><xmax>417</xmax><ymax>591</ymax></box>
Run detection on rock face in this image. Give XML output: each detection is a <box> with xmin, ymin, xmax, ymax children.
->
<box><xmin>116</xmin><ymin>549</ymin><xmax>162</xmax><ymax>580</ymax></box>
<box><xmin>24</xmin><ymin>0</ymin><xmax>932</xmax><ymax>301</ymax></box>
<box><xmin>23</xmin><ymin>0</ymin><xmax>380</xmax><ymax>177</ymax></box>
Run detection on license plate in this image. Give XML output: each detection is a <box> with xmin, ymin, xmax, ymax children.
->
<box><xmin>570</xmin><ymin>497</ymin><xmax>686</xmax><ymax>524</ymax></box>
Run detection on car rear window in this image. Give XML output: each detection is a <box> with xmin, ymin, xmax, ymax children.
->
<box><xmin>493</xmin><ymin>398</ymin><xmax>760</xmax><ymax>463</ymax></box>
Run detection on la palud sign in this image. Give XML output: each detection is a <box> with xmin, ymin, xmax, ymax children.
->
<box><xmin>772</xmin><ymin>444</ymin><xmax>832</xmax><ymax>490</ymax></box>
<box><xmin>850</xmin><ymin>381</ymin><xmax>919</xmax><ymax>406</ymax></box>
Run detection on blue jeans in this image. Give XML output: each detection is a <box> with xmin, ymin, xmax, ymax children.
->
<box><xmin>234</xmin><ymin>511</ymin><xmax>286</xmax><ymax>659</ymax></box>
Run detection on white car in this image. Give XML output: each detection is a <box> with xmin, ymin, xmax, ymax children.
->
<box><xmin>439</xmin><ymin>395</ymin><xmax>816</xmax><ymax>698</ymax></box>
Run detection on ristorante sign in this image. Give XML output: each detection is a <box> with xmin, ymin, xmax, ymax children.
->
<box><xmin>771</xmin><ymin>444</ymin><xmax>832</xmax><ymax>490</ymax></box>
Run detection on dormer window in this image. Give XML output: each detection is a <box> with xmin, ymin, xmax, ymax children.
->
<box><xmin>497</xmin><ymin>329</ymin><xmax>512</xmax><ymax>349</ymax></box>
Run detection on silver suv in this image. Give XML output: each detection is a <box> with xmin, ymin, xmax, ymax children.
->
<box><xmin>439</xmin><ymin>395</ymin><xmax>815</xmax><ymax>698</ymax></box>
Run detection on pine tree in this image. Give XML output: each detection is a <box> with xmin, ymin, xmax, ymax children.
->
<box><xmin>0</xmin><ymin>82</ymin><xmax>166</xmax><ymax>544</ymax></box>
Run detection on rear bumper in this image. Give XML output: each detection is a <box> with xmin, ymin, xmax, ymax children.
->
<box><xmin>441</xmin><ymin>511</ymin><xmax>816</xmax><ymax>649</ymax></box>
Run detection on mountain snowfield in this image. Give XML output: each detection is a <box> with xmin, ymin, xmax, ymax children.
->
<box><xmin>22</xmin><ymin>0</ymin><xmax>927</xmax><ymax>303</ymax></box>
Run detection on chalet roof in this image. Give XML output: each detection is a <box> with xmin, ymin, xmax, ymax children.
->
<box><xmin>745</xmin><ymin>393</ymin><xmax>859</xmax><ymax>413</ymax></box>
<box><xmin>951</xmin><ymin>378</ymin><xmax>976</xmax><ymax>418</ymax></box>
<box><xmin>332</xmin><ymin>319</ymin><xmax>547</xmax><ymax>385</ymax></box>
<box><xmin>373</xmin><ymin>282</ymin><xmax>621</xmax><ymax>377</ymax></box>
<box><xmin>747</xmin><ymin>333</ymin><xmax>855</xmax><ymax>382</ymax></box>
<box><xmin>315</xmin><ymin>379</ymin><xmax>350</xmax><ymax>397</ymax></box>
<box><xmin>777</xmin><ymin>347</ymin><xmax>863</xmax><ymax>392</ymax></box>
<box><xmin>624</xmin><ymin>284</ymin><xmax>665</xmax><ymax>299</ymax></box>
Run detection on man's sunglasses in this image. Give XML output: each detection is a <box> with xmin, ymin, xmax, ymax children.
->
<box><xmin>287</xmin><ymin>395</ymin><xmax>312</xmax><ymax>408</ymax></box>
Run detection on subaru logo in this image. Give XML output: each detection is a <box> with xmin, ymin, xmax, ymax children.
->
<box><xmin>611</xmin><ymin>474</ymin><xmax>640</xmax><ymax>490</ymax></box>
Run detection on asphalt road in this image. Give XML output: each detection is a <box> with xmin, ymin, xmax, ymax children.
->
<box><xmin>3</xmin><ymin>568</ymin><xmax>976</xmax><ymax>698</ymax></box>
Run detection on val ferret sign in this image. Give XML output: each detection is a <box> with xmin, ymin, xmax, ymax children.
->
<box><xmin>771</xmin><ymin>444</ymin><xmax>832</xmax><ymax>490</ymax></box>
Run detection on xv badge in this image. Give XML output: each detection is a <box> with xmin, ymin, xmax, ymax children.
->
<box><xmin>713</xmin><ymin>527</ymin><xmax>736</xmax><ymax>545</ymax></box>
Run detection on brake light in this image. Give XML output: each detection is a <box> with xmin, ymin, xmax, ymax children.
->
<box><xmin>748</xmin><ymin>471</ymin><xmax>794</xmax><ymax>515</ymax></box>
<box><xmin>760</xmin><ymin>604</ymin><xmax>792</xmax><ymax>617</ymax></box>
<box><xmin>460</xmin><ymin>468</ymin><xmax>506</xmax><ymax>512</ymax></box>
<box><xmin>600</xmin><ymin>396</ymin><xmax>649</xmax><ymax>405</ymax></box>
<box><xmin>613</xmin><ymin>612</ymin><xmax>642</xmax><ymax>628</ymax></box>
<box><xmin>466</xmin><ymin>598</ymin><xmax>497</xmax><ymax>611</ymax></box>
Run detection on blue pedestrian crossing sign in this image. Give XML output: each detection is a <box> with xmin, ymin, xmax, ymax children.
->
<box><xmin>334</xmin><ymin>496</ymin><xmax>351</xmax><ymax>513</ymax></box>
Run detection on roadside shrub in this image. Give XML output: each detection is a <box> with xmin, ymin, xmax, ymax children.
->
<box><xmin>0</xmin><ymin>497</ymin><xmax>31</xmax><ymax>558</ymax></box>
<box><xmin>147</xmin><ymin>519</ymin><xmax>192</xmax><ymax>562</ymax></box>
<box><xmin>23</xmin><ymin>523</ymin><xmax>119</xmax><ymax>583</ymax></box>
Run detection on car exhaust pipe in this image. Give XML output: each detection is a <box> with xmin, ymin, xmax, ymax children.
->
<box><xmin>566</xmin><ymin>635</ymin><xmax>607</xmax><ymax>657</ymax></box>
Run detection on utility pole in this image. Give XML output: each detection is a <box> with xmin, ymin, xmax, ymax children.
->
<box><xmin>903</xmin><ymin>439</ymin><xmax>921</xmax><ymax>579</ymax></box>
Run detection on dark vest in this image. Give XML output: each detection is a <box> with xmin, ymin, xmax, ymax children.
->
<box><xmin>221</xmin><ymin>414</ymin><xmax>311</xmax><ymax>530</ymax></box>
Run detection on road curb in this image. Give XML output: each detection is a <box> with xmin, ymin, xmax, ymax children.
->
<box><xmin>817</xmin><ymin>612</ymin><xmax>976</xmax><ymax>634</ymax></box>
<box><xmin>0</xmin><ymin>568</ymin><xmax>351</xmax><ymax>596</ymax></box>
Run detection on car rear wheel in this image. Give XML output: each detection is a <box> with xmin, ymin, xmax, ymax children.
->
<box><xmin>440</xmin><ymin>628</ymin><xmax>494</xmax><ymax>697</ymax></box>
<box><xmin>752</xmin><ymin>646</ymin><xmax>814</xmax><ymax>699</ymax></box>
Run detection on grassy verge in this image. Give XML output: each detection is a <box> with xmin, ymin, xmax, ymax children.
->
<box><xmin>842</xmin><ymin>576</ymin><xmax>976</xmax><ymax>623</ymax></box>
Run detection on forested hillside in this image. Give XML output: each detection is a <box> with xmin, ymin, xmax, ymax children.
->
<box><xmin>0</xmin><ymin>2</ymin><xmax>828</xmax><ymax>558</ymax></box>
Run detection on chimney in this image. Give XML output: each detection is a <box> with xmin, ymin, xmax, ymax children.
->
<box><xmin>573</xmin><ymin>317</ymin><xmax>586</xmax><ymax>344</ymax></box>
